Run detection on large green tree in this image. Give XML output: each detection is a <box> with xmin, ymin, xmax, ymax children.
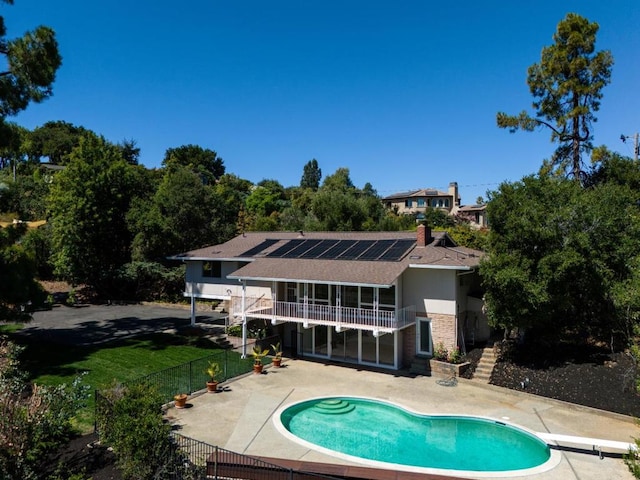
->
<box><xmin>27</xmin><ymin>120</ymin><xmax>88</xmax><ymax>165</ymax></box>
<box><xmin>129</xmin><ymin>165</ymin><xmax>217</xmax><ymax>261</ymax></box>
<box><xmin>300</xmin><ymin>158</ymin><xmax>322</xmax><ymax>190</ymax></box>
<box><xmin>0</xmin><ymin>1</ymin><xmax>61</xmax><ymax>121</ymax></box>
<box><xmin>497</xmin><ymin>13</ymin><xmax>613</xmax><ymax>180</ymax></box>
<box><xmin>480</xmin><ymin>174</ymin><xmax>640</xmax><ymax>343</ymax></box>
<box><xmin>48</xmin><ymin>135</ymin><xmax>150</xmax><ymax>294</ymax></box>
<box><xmin>162</xmin><ymin>144</ymin><xmax>225</xmax><ymax>185</ymax></box>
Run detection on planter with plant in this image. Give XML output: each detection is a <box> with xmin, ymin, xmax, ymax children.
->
<box><xmin>205</xmin><ymin>361</ymin><xmax>222</xmax><ymax>392</ymax></box>
<box><xmin>252</xmin><ymin>346</ymin><xmax>269</xmax><ymax>374</ymax></box>
<box><xmin>271</xmin><ymin>342</ymin><xmax>283</xmax><ymax>367</ymax></box>
<box><xmin>174</xmin><ymin>393</ymin><xmax>188</xmax><ymax>408</ymax></box>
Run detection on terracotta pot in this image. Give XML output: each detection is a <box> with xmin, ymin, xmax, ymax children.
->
<box><xmin>174</xmin><ymin>393</ymin><xmax>188</xmax><ymax>409</ymax></box>
<box><xmin>272</xmin><ymin>358</ymin><xmax>282</xmax><ymax>368</ymax></box>
<box><xmin>253</xmin><ymin>363</ymin><xmax>263</xmax><ymax>374</ymax></box>
<box><xmin>206</xmin><ymin>381</ymin><xmax>218</xmax><ymax>393</ymax></box>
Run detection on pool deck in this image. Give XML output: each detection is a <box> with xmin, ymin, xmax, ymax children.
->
<box><xmin>167</xmin><ymin>358</ymin><xmax>637</xmax><ymax>480</ymax></box>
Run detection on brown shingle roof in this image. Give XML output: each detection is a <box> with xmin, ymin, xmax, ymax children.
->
<box><xmin>170</xmin><ymin>231</ymin><xmax>483</xmax><ymax>286</ymax></box>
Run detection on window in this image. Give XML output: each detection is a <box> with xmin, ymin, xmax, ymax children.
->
<box><xmin>202</xmin><ymin>261</ymin><xmax>221</xmax><ymax>278</ymax></box>
<box><xmin>405</xmin><ymin>199</ymin><xmax>413</xmax><ymax>208</ymax></box>
<box><xmin>417</xmin><ymin>198</ymin><xmax>425</xmax><ymax>207</ymax></box>
<box><xmin>444</xmin><ymin>198</ymin><xmax>450</xmax><ymax>207</ymax></box>
<box><xmin>379</xmin><ymin>285</ymin><xmax>396</xmax><ymax>310</ymax></box>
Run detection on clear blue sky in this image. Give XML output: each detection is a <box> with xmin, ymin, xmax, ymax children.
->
<box><xmin>5</xmin><ymin>1</ymin><xmax>640</xmax><ymax>205</ymax></box>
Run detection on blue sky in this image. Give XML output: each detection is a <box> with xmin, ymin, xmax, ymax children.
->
<box><xmin>5</xmin><ymin>1</ymin><xmax>640</xmax><ymax>205</ymax></box>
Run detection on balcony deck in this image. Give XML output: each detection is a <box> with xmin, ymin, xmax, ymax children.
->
<box><xmin>231</xmin><ymin>297</ymin><xmax>415</xmax><ymax>333</ymax></box>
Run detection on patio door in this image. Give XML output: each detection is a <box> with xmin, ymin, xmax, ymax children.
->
<box><xmin>417</xmin><ymin>317</ymin><xmax>432</xmax><ymax>356</ymax></box>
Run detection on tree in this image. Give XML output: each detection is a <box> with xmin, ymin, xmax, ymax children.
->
<box><xmin>497</xmin><ymin>13</ymin><xmax>613</xmax><ymax>180</ymax></box>
<box><xmin>162</xmin><ymin>144</ymin><xmax>225</xmax><ymax>185</ymax></box>
<box><xmin>0</xmin><ymin>224</ymin><xmax>45</xmax><ymax>319</ymax></box>
<box><xmin>300</xmin><ymin>158</ymin><xmax>321</xmax><ymax>190</ymax></box>
<box><xmin>48</xmin><ymin>135</ymin><xmax>150</xmax><ymax>295</ymax></box>
<box><xmin>480</xmin><ymin>174</ymin><xmax>640</xmax><ymax>343</ymax></box>
<box><xmin>27</xmin><ymin>120</ymin><xmax>88</xmax><ymax>165</ymax></box>
<box><xmin>129</xmin><ymin>165</ymin><xmax>217</xmax><ymax>261</ymax></box>
<box><xmin>0</xmin><ymin>3</ymin><xmax>61</xmax><ymax>121</ymax></box>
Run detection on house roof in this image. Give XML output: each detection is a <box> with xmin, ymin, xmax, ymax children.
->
<box><xmin>458</xmin><ymin>204</ymin><xmax>486</xmax><ymax>212</ymax></box>
<box><xmin>170</xmin><ymin>230</ymin><xmax>483</xmax><ymax>286</ymax></box>
<box><xmin>382</xmin><ymin>188</ymin><xmax>450</xmax><ymax>201</ymax></box>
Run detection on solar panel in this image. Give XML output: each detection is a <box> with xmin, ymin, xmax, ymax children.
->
<box><xmin>338</xmin><ymin>240</ymin><xmax>376</xmax><ymax>260</ymax></box>
<box><xmin>358</xmin><ymin>239</ymin><xmax>395</xmax><ymax>260</ymax></box>
<box><xmin>238</xmin><ymin>239</ymin><xmax>279</xmax><ymax>257</ymax></box>
<box><xmin>316</xmin><ymin>240</ymin><xmax>357</xmax><ymax>259</ymax></box>
<box><xmin>280</xmin><ymin>239</ymin><xmax>322</xmax><ymax>258</ymax></box>
<box><xmin>267</xmin><ymin>239</ymin><xmax>305</xmax><ymax>258</ymax></box>
<box><xmin>378</xmin><ymin>239</ymin><xmax>415</xmax><ymax>261</ymax></box>
<box><xmin>298</xmin><ymin>239</ymin><xmax>340</xmax><ymax>259</ymax></box>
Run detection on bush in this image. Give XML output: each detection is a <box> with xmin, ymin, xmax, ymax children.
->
<box><xmin>96</xmin><ymin>382</ymin><xmax>203</xmax><ymax>480</ymax></box>
<box><xmin>0</xmin><ymin>337</ymin><xmax>89</xmax><ymax>480</ymax></box>
<box><xmin>433</xmin><ymin>341</ymin><xmax>448</xmax><ymax>361</ymax></box>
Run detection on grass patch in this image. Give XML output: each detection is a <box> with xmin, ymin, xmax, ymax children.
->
<box><xmin>0</xmin><ymin>322</ymin><xmax>25</xmax><ymax>334</ymax></box>
<box><xmin>14</xmin><ymin>332</ymin><xmax>227</xmax><ymax>433</ymax></box>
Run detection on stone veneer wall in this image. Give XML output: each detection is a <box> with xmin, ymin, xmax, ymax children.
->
<box><xmin>429</xmin><ymin>313</ymin><xmax>457</xmax><ymax>352</ymax></box>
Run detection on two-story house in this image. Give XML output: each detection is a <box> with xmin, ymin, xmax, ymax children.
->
<box><xmin>169</xmin><ymin>225</ymin><xmax>488</xmax><ymax>370</ymax></box>
<box><xmin>382</xmin><ymin>182</ymin><xmax>461</xmax><ymax>216</ymax></box>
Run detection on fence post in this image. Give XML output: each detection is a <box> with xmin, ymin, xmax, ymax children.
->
<box><xmin>188</xmin><ymin>359</ymin><xmax>192</xmax><ymax>394</ymax></box>
<box><xmin>214</xmin><ymin>445</ymin><xmax>218</xmax><ymax>480</ymax></box>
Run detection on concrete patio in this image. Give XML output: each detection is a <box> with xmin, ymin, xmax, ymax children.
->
<box><xmin>167</xmin><ymin>358</ymin><xmax>637</xmax><ymax>480</ymax></box>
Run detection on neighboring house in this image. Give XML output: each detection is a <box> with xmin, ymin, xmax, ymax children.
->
<box><xmin>382</xmin><ymin>182</ymin><xmax>461</xmax><ymax>216</ymax></box>
<box><xmin>456</xmin><ymin>204</ymin><xmax>489</xmax><ymax>229</ymax></box>
<box><xmin>169</xmin><ymin>225</ymin><xmax>489</xmax><ymax>371</ymax></box>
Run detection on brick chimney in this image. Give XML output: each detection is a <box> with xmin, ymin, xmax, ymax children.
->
<box><xmin>417</xmin><ymin>224</ymin><xmax>431</xmax><ymax>247</ymax></box>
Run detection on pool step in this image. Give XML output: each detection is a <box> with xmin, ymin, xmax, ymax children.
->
<box><xmin>313</xmin><ymin>399</ymin><xmax>355</xmax><ymax>414</ymax></box>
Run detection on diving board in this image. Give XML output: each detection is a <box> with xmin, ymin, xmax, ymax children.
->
<box><xmin>537</xmin><ymin>432</ymin><xmax>637</xmax><ymax>459</ymax></box>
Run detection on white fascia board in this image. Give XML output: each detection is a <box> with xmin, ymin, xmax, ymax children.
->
<box><xmin>408</xmin><ymin>264</ymin><xmax>472</xmax><ymax>271</ymax></box>
<box><xmin>227</xmin><ymin>274</ymin><xmax>392</xmax><ymax>288</ymax></box>
<box><xmin>167</xmin><ymin>256</ymin><xmax>254</xmax><ymax>262</ymax></box>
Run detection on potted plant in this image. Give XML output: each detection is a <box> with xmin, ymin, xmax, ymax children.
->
<box><xmin>252</xmin><ymin>346</ymin><xmax>269</xmax><ymax>374</ymax></box>
<box><xmin>174</xmin><ymin>393</ymin><xmax>188</xmax><ymax>409</ymax></box>
<box><xmin>205</xmin><ymin>361</ymin><xmax>222</xmax><ymax>392</ymax></box>
<box><xmin>271</xmin><ymin>342</ymin><xmax>283</xmax><ymax>367</ymax></box>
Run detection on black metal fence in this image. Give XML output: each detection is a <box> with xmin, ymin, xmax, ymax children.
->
<box><xmin>170</xmin><ymin>433</ymin><xmax>344</xmax><ymax>480</ymax></box>
<box><xmin>93</xmin><ymin>335</ymin><xmax>346</xmax><ymax>479</ymax></box>
<box><xmin>117</xmin><ymin>335</ymin><xmax>280</xmax><ymax>403</ymax></box>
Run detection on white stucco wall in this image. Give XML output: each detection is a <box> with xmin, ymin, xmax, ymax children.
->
<box><xmin>183</xmin><ymin>260</ymin><xmax>271</xmax><ymax>299</ymax></box>
<box><xmin>401</xmin><ymin>267</ymin><xmax>457</xmax><ymax>315</ymax></box>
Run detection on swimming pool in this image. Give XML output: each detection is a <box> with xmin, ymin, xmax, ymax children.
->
<box><xmin>274</xmin><ymin>396</ymin><xmax>559</xmax><ymax>478</ymax></box>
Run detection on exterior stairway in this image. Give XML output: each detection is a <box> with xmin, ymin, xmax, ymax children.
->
<box><xmin>472</xmin><ymin>341</ymin><xmax>497</xmax><ymax>383</ymax></box>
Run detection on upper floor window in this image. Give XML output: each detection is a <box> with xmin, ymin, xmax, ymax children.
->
<box><xmin>444</xmin><ymin>198</ymin><xmax>450</xmax><ymax>207</ymax></box>
<box><xmin>417</xmin><ymin>198</ymin><xmax>425</xmax><ymax>207</ymax></box>
<box><xmin>405</xmin><ymin>199</ymin><xmax>413</xmax><ymax>208</ymax></box>
<box><xmin>202</xmin><ymin>261</ymin><xmax>222</xmax><ymax>278</ymax></box>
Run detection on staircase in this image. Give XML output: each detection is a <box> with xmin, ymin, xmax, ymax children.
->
<box><xmin>472</xmin><ymin>341</ymin><xmax>497</xmax><ymax>383</ymax></box>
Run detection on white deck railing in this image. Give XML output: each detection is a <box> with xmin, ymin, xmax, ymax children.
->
<box><xmin>231</xmin><ymin>296</ymin><xmax>415</xmax><ymax>332</ymax></box>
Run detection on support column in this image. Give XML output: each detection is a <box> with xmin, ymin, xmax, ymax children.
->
<box><xmin>190</xmin><ymin>295</ymin><xmax>196</xmax><ymax>326</ymax></box>
<box><xmin>241</xmin><ymin>280</ymin><xmax>247</xmax><ymax>359</ymax></box>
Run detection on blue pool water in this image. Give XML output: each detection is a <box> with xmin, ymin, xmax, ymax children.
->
<box><xmin>279</xmin><ymin>397</ymin><xmax>551</xmax><ymax>472</ymax></box>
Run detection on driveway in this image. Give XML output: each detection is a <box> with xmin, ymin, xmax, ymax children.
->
<box><xmin>18</xmin><ymin>303</ymin><xmax>227</xmax><ymax>346</ymax></box>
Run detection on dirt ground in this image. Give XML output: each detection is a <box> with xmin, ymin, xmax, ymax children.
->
<box><xmin>463</xmin><ymin>341</ymin><xmax>640</xmax><ymax>418</ymax></box>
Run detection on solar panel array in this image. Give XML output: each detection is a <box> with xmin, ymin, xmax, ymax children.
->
<box><xmin>245</xmin><ymin>238</ymin><xmax>416</xmax><ymax>262</ymax></box>
<box><xmin>238</xmin><ymin>239</ymin><xmax>280</xmax><ymax>257</ymax></box>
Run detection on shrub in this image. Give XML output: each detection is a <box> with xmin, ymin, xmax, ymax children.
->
<box><xmin>433</xmin><ymin>341</ymin><xmax>449</xmax><ymax>361</ymax></box>
<box><xmin>96</xmin><ymin>382</ymin><xmax>203</xmax><ymax>480</ymax></box>
<box><xmin>447</xmin><ymin>346</ymin><xmax>464</xmax><ymax>364</ymax></box>
<box><xmin>0</xmin><ymin>337</ymin><xmax>88</xmax><ymax>480</ymax></box>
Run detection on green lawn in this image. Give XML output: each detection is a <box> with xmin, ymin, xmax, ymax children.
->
<box><xmin>14</xmin><ymin>332</ymin><xmax>226</xmax><ymax>432</ymax></box>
